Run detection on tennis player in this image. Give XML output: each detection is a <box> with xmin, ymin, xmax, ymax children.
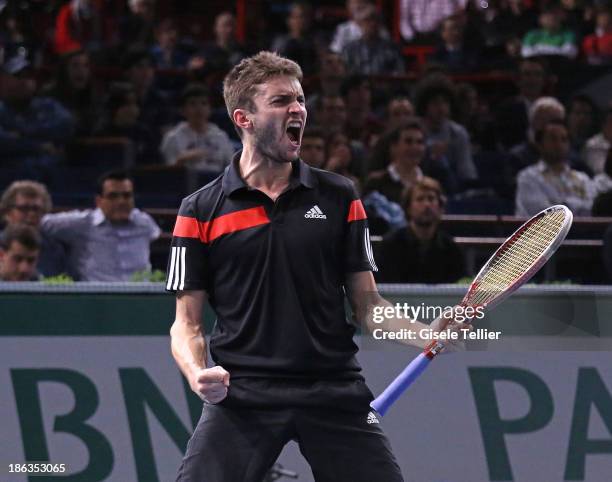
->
<box><xmin>166</xmin><ymin>51</ymin><xmax>460</xmax><ymax>482</ymax></box>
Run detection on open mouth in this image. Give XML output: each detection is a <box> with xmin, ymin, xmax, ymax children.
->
<box><xmin>286</xmin><ymin>122</ymin><xmax>302</xmax><ymax>147</ymax></box>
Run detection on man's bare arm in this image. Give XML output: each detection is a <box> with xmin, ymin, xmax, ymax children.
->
<box><xmin>170</xmin><ymin>290</ymin><xmax>229</xmax><ymax>403</ymax></box>
<box><xmin>345</xmin><ymin>271</ymin><xmax>459</xmax><ymax>350</ymax></box>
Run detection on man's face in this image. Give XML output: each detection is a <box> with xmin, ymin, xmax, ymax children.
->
<box><xmin>4</xmin><ymin>194</ymin><xmax>46</xmax><ymax>227</ymax></box>
<box><xmin>519</xmin><ymin>61</ymin><xmax>546</xmax><ymax>98</ymax></box>
<box><xmin>320</xmin><ymin>52</ymin><xmax>346</xmax><ymax>79</ymax></box>
<box><xmin>0</xmin><ymin>241</ymin><xmax>39</xmax><ymax>281</ymax></box>
<box><xmin>441</xmin><ymin>18</ymin><xmax>462</xmax><ymax>45</ymax></box>
<box><xmin>319</xmin><ymin>96</ymin><xmax>347</xmax><ymax>128</ymax></box>
<box><xmin>183</xmin><ymin>96</ymin><xmax>210</xmax><ymax>124</ymax></box>
<box><xmin>215</xmin><ymin>13</ymin><xmax>235</xmax><ymax>43</ymax></box>
<box><xmin>357</xmin><ymin>13</ymin><xmax>379</xmax><ymax>39</ymax></box>
<box><xmin>288</xmin><ymin>5</ymin><xmax>310</xmax><ymax>33</ymax></box>
<box><xmin>539</xmin><ymin>124</ymin><xmax>570</xmax><ymax>165</ymax></box>
<box><xmin>426</xmin><ymin>96</ymin><xmax>450</xmax><ymax>125</ymax></box>
<box><xmin>247</xmin><ymin>76</ymin><xmax>307</xmax><ymax>163</ymax></box>
<box><xmin>67</xmin><ymin>53</ymin><xmax>90</xmax><ymax>90</ymax></box>
<box><xmin>388</xmin><ymin>99</ymin><xmax>414</xmax><ymax>127</ymax></box>
<box><xmin>127</xmin><ymin>60</ymin><xmax>154</xmax><ymax>91</ymax></box>
<box><xmin>96</xmin><ymin>179</ymin><xmax>135</xmax><ymax>223</ymax></box>
<box><xmin>567</xmin><ymin>100</ymin><xmax>593</xmax><ymax>138</ymax></box>
<box><xmin>300</xmin><ymin>136</ymin><xmax>326</xmax><ymax>168</ymax></box>
<box><xmin>346</xmin><ymin>82</ymin><xmax>371</xmax><ymax>111</ymax></box>
<box><xmin>391</xmin><ymin>128</ymin><xmax>425</xmax><ymax>166</ymax></box>
<box><xmin>408</xmin><ymin>188</ymin><xmax>442</xmax><ymax>228</ymax></box>
<box><xmin>532</xmin><ymin>106</ymin><xmax>564</xmax><ymax>133</ymax></box>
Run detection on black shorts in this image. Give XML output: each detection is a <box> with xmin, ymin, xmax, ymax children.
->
<box><xmin>176</xmin><ymin>378</ymin><xmax>404</xmax><ymax>482</ymax></box>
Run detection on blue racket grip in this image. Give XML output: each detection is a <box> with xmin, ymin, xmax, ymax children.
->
<box><xmin>370</xmin><ymin>353</ymin><xmax>431</xmax><ymax>416</ymax></box>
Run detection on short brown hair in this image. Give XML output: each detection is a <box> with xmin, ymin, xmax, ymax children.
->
<box><xmin>222</xmin><ymin>51</ymin><xmax>303</xmax><ymax>137</ymax></box>
<box><xmin>0</xmin><ymin>180</ymin><xmax>52</xmax><ymax>219</ymax></box>
<box><xmin>401</xmin><ymin>176</ymin><xmax>446</xmax><ymax>211</ymax></box>
<box><xmin>0</xmin><ymin>224</ymin><xmax>41</xmax><ymax>252</ymax></box>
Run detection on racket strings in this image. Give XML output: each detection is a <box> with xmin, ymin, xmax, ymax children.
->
<box><xmin>467</xmin><ymin>210</ymin><xmax>567</xmax><ymax>306</ymax></box>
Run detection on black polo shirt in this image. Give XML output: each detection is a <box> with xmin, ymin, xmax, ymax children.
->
<box><xmin>166</xmin><ymin>155</ymin><xmax>377</xmax><ymax>381</ymax></box>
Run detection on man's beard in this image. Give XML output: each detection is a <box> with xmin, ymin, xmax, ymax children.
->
<box><xmin>252</xmin><ymin>121</ymin><xmax>294</xmax><ymax>164</ymax></box>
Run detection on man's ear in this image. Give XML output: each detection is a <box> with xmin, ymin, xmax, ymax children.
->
<box><xmin>233</xmin><ymin>109</ymin><xmax>252</xmax><ymax>131</ymax></box>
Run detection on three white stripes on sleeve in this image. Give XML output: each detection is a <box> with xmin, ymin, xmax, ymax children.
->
<box><xmin>166</xmin><ymin>246</ymin><xmax>186</xmax><ymax>290</ymax></box>
<box><xmin>364</xmin><ymin>228</ymin><xmax>378</xmax><ymax>272</ymax></box>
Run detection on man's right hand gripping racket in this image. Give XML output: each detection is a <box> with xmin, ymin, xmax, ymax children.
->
<box><xmin>371</xmin><ymin>205</ymin><xmax>573</xmax><ymax>416</ymax></box>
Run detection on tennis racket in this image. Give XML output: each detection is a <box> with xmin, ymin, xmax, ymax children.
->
<box><xmin>371</xmin><ymin>204</ymin><xmax>573</xmax><ymax>416</ymax></box>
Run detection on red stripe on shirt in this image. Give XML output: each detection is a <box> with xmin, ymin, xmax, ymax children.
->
<box><xmin>173</xmin><ymin>215</ymin><xmax>201</xmax><ymax>238</ymax></box>
<box><xmin>203</xmin><ymin>206</ymin><xmax>270</xmax><ymax>243</ymax></box>
<box><xmin>173</xmin><ymin>207</ymin><xmax>270</xmax><ymax>243</ymax></box>
<box><xmin>347</xmin><ymin>199</ymin><xmax>367</xmax><ymax>222</ymax></box>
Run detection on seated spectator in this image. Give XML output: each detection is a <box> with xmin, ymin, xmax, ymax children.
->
<box><xmin>592</xmin><ymin>149</ymin><xmax>612</xmax><ymax>216</ymax></box>
<box><xmin>341</xmin><ymin>75</ymin><xmax>383</xmax><ymax>148</ymax></box>
<box><xmin>0</xmin><ymin>224</ymin><xmax>41</xmax><ymax>282</ymax></box>
<box><xmin>0</xmin><ymin>7</ymin><xmax>40</xmax><ymax>64</ymax></box>
<box><xmin>299</xmin><ymin>127</ymin><xmax>327</xmax><ymax>169</ymax></box>
<box><xmin>496</xmin><ymin>58</ymin><xmax>550</xmax><ymax>148</ymax></box>
<box><xmin>43</xmin><ymin>49</ymin><xmax>103</xmax><ymax>136</ymax></box>
<box><xmin>121</xmin><ymin>48</ymin><xmax>174</xmax><ymax>136</ymax></box>
<box><xmin>515</xmin><ymin>120</ymin><xmax>595</xmax><ymax>216</ymax></box>
<box><xmin>472</xmin><ymin>0</ymin><xmax>538</xmax><ymax>55</ymax></box>
<box><xmin>325</xmin><ymin>131</ymin><xmax>361</xmax><ymax>189</ymax></box>
<box><xmin>431</xmin><ymin>15</ymin><xmax>481</xmax><ymax>73</ymax></box>
<box><xmin>314</xmin><ymin>94</ymin><xmax>348</xmax><ymax>136</ymax></box>
<box><xmin>41</xmin><ymin>170</ymin><xmax>161</xmax><ymax>281</ymax></box>
<box><xmin>0</xmin><ymin>56</ymin><xmax>74</xmax><ymax>181</ymax></box>
<box><xmin>200</xmin><ymin>12</ymin><xmax>247</xmax><ymax>74</ymax></box>
<box><xmin>385</xmin><ymin>96</ymin><xmax>415</xmax><ymax>132</ymax></box>
<box><xmin>341</xmin><ymin>4</ymin><xmax>404</xmax><ymax>75</ymax></box>
<box><xmin>510</xmin><ymin>96</ymin><xmax>566</xmax><ymax>175</ymax></box>
<box><xmin>521</xmin><ymin>3</ymin><xmax>578</xmax><ymax>59</ymax></box>
<box><xmin>454</xmin><ymin>82</ymin><xmax>495</xmax><ymax>151</ymax></box>
<box><xmin>399</xmin><ymin>0</ymin><xmax>467</xmax><ymax>42</ymax></box>
<box><xmin>305</xmin><ymin>51</ymin><xmax>347</xmax><ymax>121</ymax></box>
<box><xmin>312</xmin><ymin>94</ymin><xmax>368</xmax><ymax>179</ymax></box>
<box><xmin>330</xmin><ymin>0</ymin><xmax>390</xmax><ymax>53</ymax></box>
<box><xmin>118</xmin><ymin>0</ymin><xmax>156</xmax><ymax>50</ymax></box>
<box><xmin>271</xmin><ymin>2</ymin><xmax>320</xmax><ymax>76</ymax></box>
<box><xmin>414</xmin><ymin>75</ymin><xmax>477</xmax><ymax>186</ymax></box>
<box><xmin>150</xmin><ymin>19</ymin><xmax>193</xmax><ymax>69</ymax></box>
<box><xmin>53</xmin><ymin>0</ymin><xmax>104</xmax><ymax>55</ymax></box>
<box><xmin>583</xmin><ymin>107</ymin><xmax>612</xmax><ymax>175</ymax></box>
<box><xmin>0</xmin><ymin>181</ymin><xmax>66</xmax><ymax>277</ymax></box>
<box><xmin>567</xmin><ymin>94</ymin><xmax>599</xmax><ymax>160</ymax></box>
<box><xmin>375</xmin><ymin>177</ymin><xmax>465</xmax><ymax>283</ymax></box>
<box><xmin>365</xmin><ymin>120</ymin><xmax>454</xmax><ymax>203</ymax></box>
<box><xmin>582</xmin><ymin>5</ymin><xmax>612</xmax><ymax>65</ymax></box>
<box><xmin>95</xmin><ymin>83</ymin><xmax>160</xmax><ymax>165</ymax></box>
<box><xmin>161</xmin><ymin>83</ymin><xmax>233</xmax><ymax>173</ymax></box>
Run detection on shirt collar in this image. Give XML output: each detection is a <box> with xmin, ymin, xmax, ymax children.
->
<box><xmin>537</xmin><ymin>160</ymin><xmax>571</xmax><ymax>175</ymax></box>
<box><xmin>222</xmin><ymin>151</ymin><xmax>317</xmax><ymax>196</ymax></box>
<box><xmin>92</xmin><ymin>208</ymin><xmax>106</xmax><ymax>226</ymax></box>
<box><xmin>92</xmin><ymin>207</ymin><xmax>137</xmax><ymax>225</ymax></box>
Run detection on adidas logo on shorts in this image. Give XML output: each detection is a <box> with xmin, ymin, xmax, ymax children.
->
<box><xmin>304</xmin><ymin>205</ymin><xmax>327</xmax><ymax>219</ymax></box>
<box><xmin>367</xmin><ymin>411</ymin><xmax>379</xmax><ymax>424</ymax></box>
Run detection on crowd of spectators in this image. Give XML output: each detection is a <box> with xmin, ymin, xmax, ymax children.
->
<box><xmin>1</xmin><ymin>0</ymin><xmax>612</xmax><ymax>283</ymax></box>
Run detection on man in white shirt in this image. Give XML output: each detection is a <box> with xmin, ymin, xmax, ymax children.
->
<box><xmin>161</xmin><ymin>83</ymin><xmax>235</xmax><ymax>173</ymax></box>
<box><xmin>516</xmin><ymin>120</ymin><xmax>595</xmax><ymax>216</ymax></box>
<box><xmin>583</xmin><ymin>108</ymin><xmax>612</xmax><ymax>175</ymax></box>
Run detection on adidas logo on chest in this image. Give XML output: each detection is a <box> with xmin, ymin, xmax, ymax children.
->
<box><xmin>304</xmin><ymin>205</ymin><xmax>327</xmax><ymax>219</ymax></box>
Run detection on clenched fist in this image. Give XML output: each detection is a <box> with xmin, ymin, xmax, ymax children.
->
<box><xmin>191</xmin><ymin>366</ymin><xmax>230</xmax><ymax>403</ymax></box>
